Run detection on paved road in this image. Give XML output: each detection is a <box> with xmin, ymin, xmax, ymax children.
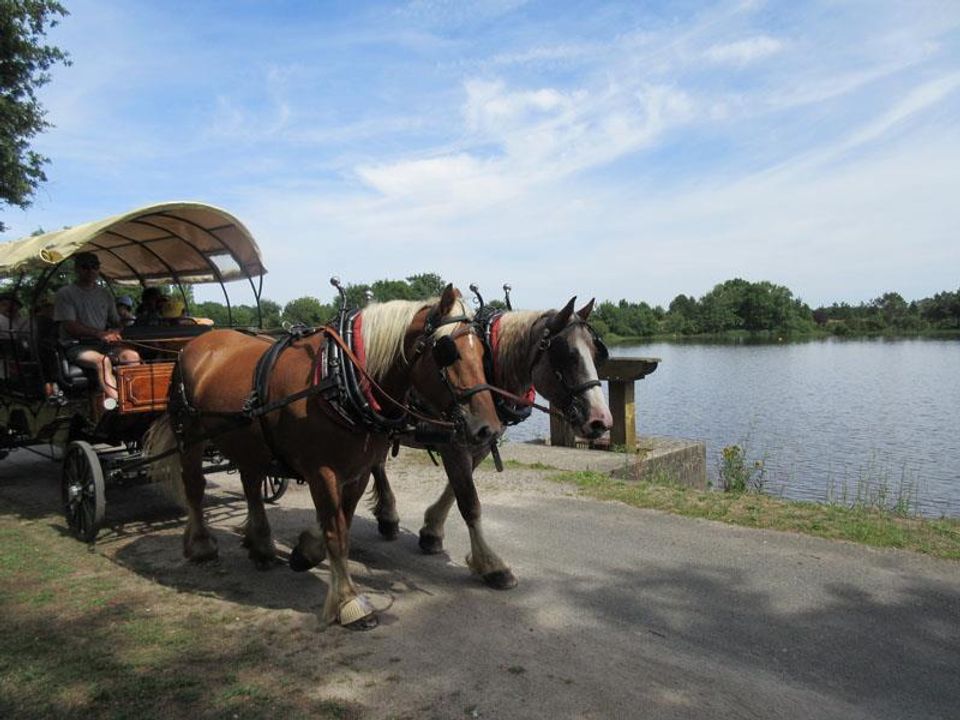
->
<box><xmin>2</xmin><ymin>447</ymin><xmax>958</xmax><ymax>719</ymax></box>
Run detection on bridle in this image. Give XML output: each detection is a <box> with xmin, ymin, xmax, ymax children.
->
<box><xmin>529</xmin><ymin>316</ymin><xmax>609</xmax><ymax>427</ymax></box>
<box><xmin>408</xmin><ymin>310</ymin><xmax>495</xmax><ymax>437</ymax></box>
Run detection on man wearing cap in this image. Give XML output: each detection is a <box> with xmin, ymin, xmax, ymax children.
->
<box><xmin>54</xmin><ymin>252</ymin><xmax>140</xmax><ymax>407</ymax></box>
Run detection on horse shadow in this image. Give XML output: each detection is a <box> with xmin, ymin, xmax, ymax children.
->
<box><xmin>108</xmin><ymin>487</ymin><xmax>469</xmax><ymax>620</ymax></box>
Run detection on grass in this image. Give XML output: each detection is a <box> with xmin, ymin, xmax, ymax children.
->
<box><xmin>548</xmin><ymin>469</ymin><xmax>960</xmax><ymax>560</ymax></box>
<box><xmin>0</xmin><ymin>518</ymin><xmax>351</xmax><ymax>720</ymax></box>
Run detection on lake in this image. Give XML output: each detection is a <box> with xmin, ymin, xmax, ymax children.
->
<box><xmin>506</xmin><ymin>337</ymin><xmax>960</xmax><ymax>517</ymax></box>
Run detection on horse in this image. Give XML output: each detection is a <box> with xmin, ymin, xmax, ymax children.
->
<box><xmin>369</xmin><ymin>296</ymin><xmax>613</xmax><ymax>589</ymax></box>
<box><xmin>143</xmin><ymin>285</ymin><xmax>501</xmax><ymax>628</ymax></box>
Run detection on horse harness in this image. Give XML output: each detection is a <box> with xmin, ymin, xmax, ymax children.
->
<box><xmin>470</xmin><ymin>305</ymin><xmax>609</xmax><ymax>427</ymax></box>
<box><xmin>243</xmin><ymin>308</ymin><xmax>493</xmax><ymax>474</ymax></box>
<box><xmin>527</xmin><ymin>312</ymin><xmax>610</xmax><ymax>428</ymax></box>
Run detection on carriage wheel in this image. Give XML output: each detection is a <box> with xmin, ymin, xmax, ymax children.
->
<box><xmin>62</xmin><ymin>441</ymin><xmax>105</xmax><ymax>543</ymax></box>
<box><xmin>261</xmin><ymin>475</ymin><xmax>289</xmax><ymax>504</ymax></box>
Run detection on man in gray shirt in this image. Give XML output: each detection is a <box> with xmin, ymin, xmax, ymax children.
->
<box><xmin>54</xmin><ymin>252</ymin><xmax>140</xmax><ymax>407</ymax></box>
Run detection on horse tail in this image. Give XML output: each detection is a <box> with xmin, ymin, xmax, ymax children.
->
<box><xmin>143</xmin><ymin>361</ymin><xmax>187</xmax><ymax>508</ymax></box>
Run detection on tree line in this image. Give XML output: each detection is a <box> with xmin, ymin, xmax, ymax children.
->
<box><xmin>190</xmin><ymin>275</ymin><xmax>960</xmax><ymax>339</ymax></box>
<box><xmin>591</xmin><ymin>279</ymin><xmax>960</xmax><ymax>339</ymax></box>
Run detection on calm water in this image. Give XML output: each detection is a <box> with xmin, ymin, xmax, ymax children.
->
<box><xmin>508</xmin><ymin>337</ymin><xmax>960</xmax><ymax>517</ymax></box>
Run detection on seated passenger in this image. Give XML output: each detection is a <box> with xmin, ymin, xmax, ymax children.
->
<box><xmin>116</xmin><ymin>295</ymin><xmax>136</xmax><ymax>326</ymax></box>
<box><xmin>53</xmin><ymin>252</ymin><xmax>140</xmax><ymax>407</ymax></box>
<box><xmin>135</xmin><ymin>287</ymin><xmax>167</xmax><ymax>326</ymax></box>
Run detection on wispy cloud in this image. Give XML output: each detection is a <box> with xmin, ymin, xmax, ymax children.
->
<box><xmin>704</xmin><ymin>35</ymin><xmax>784</xmax><ymax>65</ymax></box>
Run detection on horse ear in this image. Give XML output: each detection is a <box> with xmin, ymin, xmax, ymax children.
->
<box><xmin>548</xmin><ymin>296</ymin><xmax>576</xmax><ymax>334</ymax></box>
<box><xmin>438</xmin><ymin>283</ymin><xmax>457</xmax><ymax>316</ymax></box>
<box><xmin>577</xmin><ymin>298</ymin><xmax>596</xmax><ymax>321</ymax></box>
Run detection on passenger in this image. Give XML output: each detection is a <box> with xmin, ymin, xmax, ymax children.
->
<box><xmin>0</xmin><ymin>293</ymin><xmax>28</xmax><ymax>381</ymax></box>
<box><xmin>161</xmin><ymin>297</ymin><xmax>193</xmax><ymax>325</ymax></box>
<box><xmin>116</xmin><ymin>295</ymin><xmax>136</xmax><ymax>325</ymax></box>
<box><xmin>135</xmin><ymin>287</ymin><xmax>167</xmax><ymax>326</ymax></box>
<box><xmin>53</xmin><ymin>252</ymin><xmax>140</xmax><ymax>408</ymax></box>
<box><xmin>0</xmin><ymin>292</ymin><xmax>27</xmax><ymax>334</ymax></box>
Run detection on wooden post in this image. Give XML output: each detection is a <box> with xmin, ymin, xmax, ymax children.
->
<box><xmin>608</xmin><ymin>379</ymin><xmax>635</xmax><ymax>452</ymax></box>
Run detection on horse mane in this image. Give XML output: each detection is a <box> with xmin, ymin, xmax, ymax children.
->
<box><xmin>495</xmin><ymin>310</ymin><xmax>545</xmax><ymax>389</ymax></box>
<box><xmin>361</xmin><ymin>295</ymin><xmax>473</xmax><ymax>380</ymax></box>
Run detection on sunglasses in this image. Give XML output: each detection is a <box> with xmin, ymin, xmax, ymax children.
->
<box><xmin>78</xmin><ymin>263</ymin><xmax>100</xmax><ymax>270</ymax></box>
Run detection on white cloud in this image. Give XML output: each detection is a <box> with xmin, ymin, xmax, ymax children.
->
<box><xmin>704</xmin><ymin>36</ymin><xmax>784</xmax><ymax>65</ymax></box>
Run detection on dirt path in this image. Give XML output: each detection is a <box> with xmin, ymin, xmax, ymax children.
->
<box><xmin>2</xmin><ymin>447</ymin><xmax>959</xmax><ymax>719</ymax></box>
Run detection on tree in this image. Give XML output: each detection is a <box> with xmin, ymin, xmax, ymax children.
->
<box><xmin>1</xmin><ymin>1</ymin><xmax>71</xmax><ymax>231</ymax></box>
<box><xmin>282</xmin><ymin>296</ymin><xmax>333</xmax><ymax>326</ymax></box>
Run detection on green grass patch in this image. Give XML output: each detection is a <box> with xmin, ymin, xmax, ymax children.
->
<box><xmin>0</xmin><ymin>518</ymin><xmax>352</xmax><ymax>720</ymax></box>
<box><xmin>548</xmin><ymin>470</ymin><xmax>960</xmax><ymax>560</ymax></box>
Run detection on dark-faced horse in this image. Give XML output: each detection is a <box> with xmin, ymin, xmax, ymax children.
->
<box><xmin>144</xmin><ymin>286</ymin><xmax>501</xmax><ymax>628</ymax></box>
<box><xmin>370</xmin><ymin>297</ymin><xmax>612</xmax><ymax>588</ymax></box>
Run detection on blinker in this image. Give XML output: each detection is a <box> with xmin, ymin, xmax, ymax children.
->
<box><xmin>432</xmin><ymin>335</ymin><xmax>460</xmax><ymax>368</ymax></box>
<box><xmin>548</xmin><ymin>336</ymin><xmax>572</xmax><ymax>368</ymax></box>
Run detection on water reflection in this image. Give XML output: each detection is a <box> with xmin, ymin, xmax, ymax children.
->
<box><xmin>507</xmin><ymin>337</ymin><xmax>960</xmax><ymax>517</ymax></box>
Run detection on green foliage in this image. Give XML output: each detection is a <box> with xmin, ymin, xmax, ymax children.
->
<box><xmin>281</xmin><ymin>295</ymin><xmax>333</xmax><ymax>326</ymax></box>
<box><xmin>0</xmin><ymin>1</ymin><xmax>71</xmax><ymax>230</ymax></box>
<box><xmin>815</xmin><ymin>286</ymin><xmax>960</xmax><ymax>335</ymax></box>
<box><xmin>718</xmin><ymin>444</ymin><xmax>766</xmax><ymax>493</ymax></box>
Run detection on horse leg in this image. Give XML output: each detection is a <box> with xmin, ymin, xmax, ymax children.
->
<box><xmin>370</xmin><ymin>463</ymin><xmax>400</xmax><ymax>540</ymax></box>
<box><xmin>181</xmin><ymin>442</ymin><xmax>218</xmax><ymax>562</ymax></box>
<box><xmin>298</xmin><ymin>466</ymin><xmax>376</xmax><ymax>629</ymax></box>
<box><xmin>441</xmin><ymin>446</ymin><xmax>518</xmax><ymax>590</ymax></box>
<box><xmin>419</xmin><ymin>483</ymin><xmax>456</xmax><ymax>554</ymax></box>
<box><xmin>289</xmin><ymin>472</ymin><xmax>369</xmax><ymax>572</ymax></box>
<box><xmin>239</xmin><ymin>469</ymin><xmax>277</xmax><ymax>568</ymax></box>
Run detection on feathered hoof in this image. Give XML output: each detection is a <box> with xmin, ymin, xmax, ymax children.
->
<box><xmin>288</xmin><ymin>546</ymin><xmax>317</xmax><ymax>572</ymax></box>
<box><xmin>418</xmin><ymin>530</ymin><xmax>444</xmax><ymax>555</ymax></box>
<box><xmin>481</xmin><ymin>569</ymin><xmax>519</xmax><ymax>590</ymax></box>
<box><xmin>377</xmin><ymin>518</ymin><xmax>400</xmax><ymax>540</ymax></box>
<box><xmin>339</xmin><ymin>596</ymin><xmax>378</xmax><ymax>630</ymax></box>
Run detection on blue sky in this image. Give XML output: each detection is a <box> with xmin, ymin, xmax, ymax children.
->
<box><xmin>3</xmin><ymin>0</ymin><xmax>959</xmax><ymax>309</ymax></box>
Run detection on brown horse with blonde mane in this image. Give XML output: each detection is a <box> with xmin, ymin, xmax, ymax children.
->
<box><xmin>145</xmin><ymin>286</ymin><xmax>500</xmax><ymax>629</ymax></box>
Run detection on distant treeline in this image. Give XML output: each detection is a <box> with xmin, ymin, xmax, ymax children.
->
<box><xmin>189</xmin><ymin>275</ymin><xmax>960</xmax><ymax>339</ymax></box>
<box><xmin>591</xmin><ymin>279</ymin><xmax>960</xmax><ymax>339</ymax></box>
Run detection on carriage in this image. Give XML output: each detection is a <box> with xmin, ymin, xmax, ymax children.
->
<box><xmin>0</xmin><ymin>201</ymin><xmax>289</xmax><ymax>542</ymax></box>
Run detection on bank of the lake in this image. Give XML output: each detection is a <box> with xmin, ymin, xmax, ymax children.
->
<box><xmin>509</xmin><ymin>336</ymin><xmax>960</xmax><ymax>517</ymax></box>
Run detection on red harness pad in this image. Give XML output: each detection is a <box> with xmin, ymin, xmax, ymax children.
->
<box><xmin>352</xmin><ymin>312</ymin><xmax>382</xmax><ymax>413</ymax></box>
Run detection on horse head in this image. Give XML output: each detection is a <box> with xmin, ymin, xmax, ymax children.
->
<box><xmin>407</xmin><ymin>284</ymin><xmax>502</xmax><ymax>445</ymax></box>
<box><xmin>530</xmin><ymin>296</ymin><xmax>613</xmax><ymax>439</ymax></box>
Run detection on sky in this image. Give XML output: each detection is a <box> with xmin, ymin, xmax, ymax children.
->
<box><xmin>2</xmin><ymin>0</ymin><xmax>959</xmax><ymax>310</ymax></box>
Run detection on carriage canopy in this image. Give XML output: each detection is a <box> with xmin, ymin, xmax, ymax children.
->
<box><xmin>0</xmin><ymin>202</ymin><xmax>267</xmax><ymax>285</ymax></box>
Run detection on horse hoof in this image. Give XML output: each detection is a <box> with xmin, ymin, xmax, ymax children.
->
<box><xmin>418</xmin><ymin>531</ymin><xmax>444</xmax><ymax>555</ymax></box>
<box><xmin>252</xmin><ymin>555</ymin><xmax>280</xmax><ymax>571</ymax></box>
<box><xmin>378</xmin><ymin>518</ymin><xmax>400</xmax><ymax>540</ymax></box>
<box><xmin>185</xmin><ymin>538</ymin><xmax>219</xmax><ymax>563</ymax></box>
<box><xmin>482</xmin><ymin>569</ymin><xmax>519</xmax><ymax>590</ymax></box>
<box><xmin>339</xmin><ymin>596</ymin><xmax>378</xmax><ymax>630</ymax></box>
<box><xmin>288</xmin><ymin>546</ymin><xmax>316</xmax><ymax>572</ymax></box>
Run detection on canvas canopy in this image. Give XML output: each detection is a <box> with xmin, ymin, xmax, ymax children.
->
<box><xmin>0</xmin><ymin>202</ymin><xmax>266</xmax><ymax>286</ymax></box>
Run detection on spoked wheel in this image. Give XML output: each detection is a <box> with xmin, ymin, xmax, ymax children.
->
<box><xmin>62</xmin><ymin>441</ymin><xmax>105</xmax><ymax>543</ymax></box>
<box><xmin>261</xmin><ymin>475</ymin><xmax>289</xmax><ymax>504</ymax></box>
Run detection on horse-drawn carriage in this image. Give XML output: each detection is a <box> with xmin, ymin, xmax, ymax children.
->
<box><xmin>1</xmin><ymin>200</ymin><xmax>614</xmax><ymax>628</ymax></box>
<box><xmin>0</xmin><ymin>201</ymin><xmax>288</xmax><ymax>542</ymax></box>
